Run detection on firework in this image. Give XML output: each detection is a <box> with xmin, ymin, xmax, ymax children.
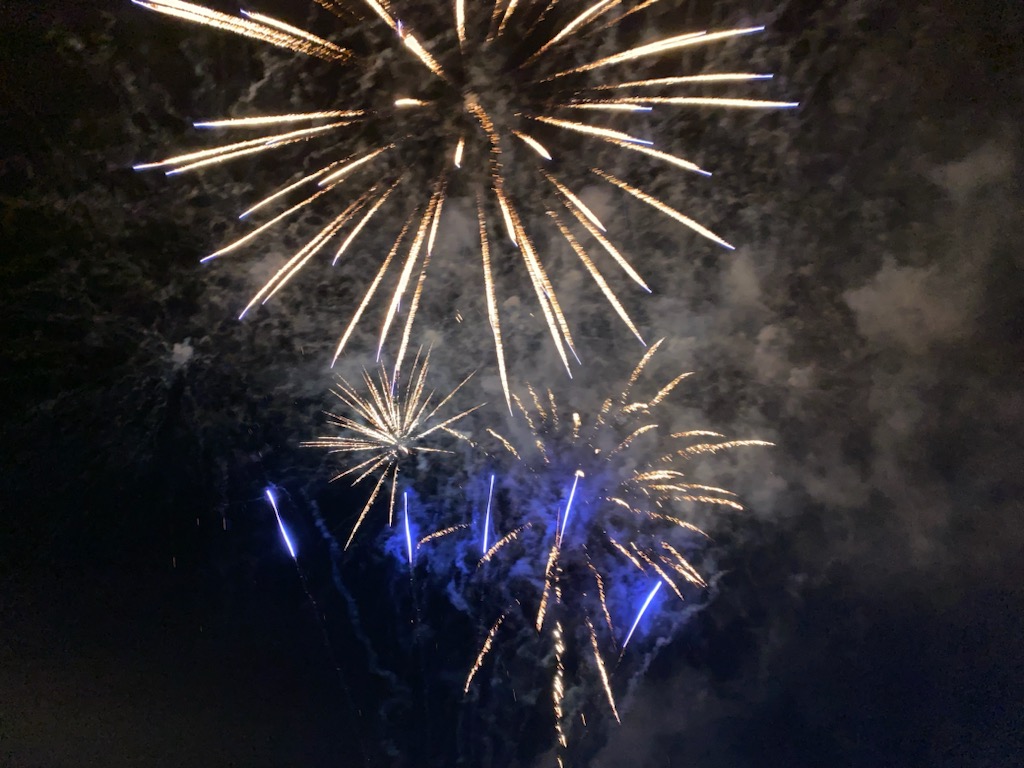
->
<box><xmin>265</xmin><ymin>487</ymin><xmax>298</xmax><ymax>559</ymax></box>
<box><xmin>135</xmin><ymin>0</ymin><xmax>796</xmax><ymax>402</ymax></box>
<box><xmin>461</xmin><ymin>341</ymin><xmax>770</xmax><ymax>754</ymax></box>
<box><xmin>303</xmin><ymin>349</ymin><xmax>480</xmax><ymax>548</ymax></box>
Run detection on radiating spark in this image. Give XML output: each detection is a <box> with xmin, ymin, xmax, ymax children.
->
<box><xmin>359</xmin><ymin>0</ymin><xmax>397</xmax><ymax>29</ymax></box>
<box><xmin>543</xmin><ymin>172</ymin><xmax>606</xmax><ymax>231</ymax></box>
<box><xmin>631</xmin><ymin>544</ymin><xmax>684</xmax><ymax>601</ymax></box>
<box><xmin>319</xmin><ymin>145</ymin><xmax>393</xmax><ymax>185</ymax></box>
<box><xmin>622</xmin><ymin>581</ymin><xmax>661</xmax><ymax>649</ymax></box>
<box><xmin>547</xmin><ymin>210</ymin><xmax>645</xmax><ymax>343</ymax></box>
<box><xmin>402</xmin><ymin>34</ymin><xmax>448</xmax><ymax>79</ymax></box>
<box><xmin>239</xmin><ymin>191</ymin><xmax>374</xmax><ymax>317</ymax></box>
<box><xmin>332</xmin><ymin>181</ymin><xmax>400</xmax><ymax>264</ymax></box>
<box><xmin>553</xmin><ymin>619</ymin><xmax>568</xmax><ymax>748</ymax></box>
<box><xmin>496</xmin><ymin>0</ymin><xmax>520</xmax><ymax>36</ymax></box>
<box><xmin>477</xmin><ymin>198</ymin><xmax>512</xmax><ymax>413</ymax></box>
<box><xmin>454</xmin><ymin>136</ymin><xmax>465</xmax><ymax>167</ymax></box>
<box><xmin>561</xmin><ymin>102</ymin><xmax>651</xmax><ymax>112</ymax></box>
<box><xmin>486</xmin><ymin>427</ymin><xmax>518</xmax><ymax>459</ymax></box>
<box><xmin>377</xmin><ymin>195</ymin><xmax>438</xmax><ymax>360</ymax></box>
<box><xmin>593</xmin><ymin>169</ymin><xmax>734</xmax><ymax>249</ymax></box>
<box><xmin>592</xmin><ymin>73</ymin><xmax>774</xmax><ymax>90</ymax></box>
<box><xmin>331</xmin><ymin>216</ymin><xmax>413</xmax><ymax>365</ymax></box>
<box><xmin>660</xmin><ymin>541</ymin><xmax>706</xmax><ymax>587</ymax></box>
<box><xmin>455</xmin><ymin>0</ymin><xmax>466</xmax><ymax>44</ymax></box>
<box><xmin>465</xmin><ymin>614</ymin><xmax>504</xmax><ymax>693</ymax></box>
<box><xmin>133</xmin><ymin>0</ymin><xmax>350</xmax><ymax>62</ymax></box>
<box><xmin>240</xmin><ymin>9</ymin><xmax>350</xmax><ymax>59</ymax></box>
<box><xmin>480</xmin><ymin>524</ymin><xmax>529</xmax><ymax>565</ymax></box>
<box><xmin>240</xmin><ymin>162</ymin><xmax>334</xmax><ymax>220</ymax></box>
<box><xmin>676</xmin><ymin>439</ymin><xmax>774</xmax><ymax>458</ymax></box>
<box><xmin>134</xmin><ymin>122</ymin><xmax>348</xmax><ymax>171</ymax></box>
<box><xmin>532</xmin><ymin>114</ymin><xmax>652</xmax><ymax>147</ymax></box>
<box><xmin>524</xmin><ymin>0</ymin><xmax>616</xmax><ymax>65</ymax></box>
<box><xmin>210</xmin><ymin>186</ymin><xmax>334</xmax><ymax>265</ymax></box>
<box><xmin>536</xmin><ymin>542</ymin><xmax>559</xmax><ymax>631</ymax></box>
<box><xmin>546</xmin><ymin>26</ymin><xmax>765</xmax><ymax>80</ymax></box>
<box><xmin>394</xmin><ymin>98</ymin><xmax>430</xmax><ymax>107</ymax></box>
<box><xmin>418</xmin><ymin>522</ymin><xmax>470</xmax><ymax>548</ymax></box>
<box><xmin>588</xmin><ymin>561</ymin><xmax>614</xmax><ymax>635</ymax></box>
<box><xmin>587</xmin><ymin>618</ymin><xmax>619</xmax><ymax>722</ymax></box>
<box><xmin>584</xmin><ymin>96</ymin><xmax>800</xmax><ymax>109</ymax></box>
<box><xmin>511</xmin><ymin>130</ymin><xmax>553</xmax><ymax>160</ymax></box>
<box><xmin>194</xmin><ymin>110</ymin><xmax>363</xmax><ymax>129</ymax></box>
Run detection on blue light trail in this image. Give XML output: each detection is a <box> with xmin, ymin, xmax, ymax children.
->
<box><xmin>622</xmin><ymin>581</ymin><xmax>662</xmax><ymax>650</ymax></box>
<box><xmin>265</xmin><ymin>488</ymin><xmax>297</xmax><ymax>559</ymax></box>
<box><xmin>403</xmin><ymin>491</ymin><xmax>414</xmax><ymax>566</ymax></box>
<box><xmin>558</xmin><ymin>470</ymin><xmax>584</xmax><ymax>544</ymax></box>
<box><xmin>483</xmin><ymin>474</ymin><xmax>495</xmax><ymax>554</ymax></box>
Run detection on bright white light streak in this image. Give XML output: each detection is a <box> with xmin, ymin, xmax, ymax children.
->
<box><xmin>265</xmin><ymin>488</ymin><xmax>297</xmax><ymax>559</ymax></box>
<box><xmin>204</xmin><ymin>186</ymin><xmax>332</xmax><ymax>263</ymax></box>
<box><xmin>593</xmin><ymin>73</ymin><xmax>774</xmax><ymax>90</ymax></box>
<box><xmin>562</xmin><ymin>102</ymin><xmax>652</xmax><ymax>112</ymax></box>
<box><xmin>558</xmin><ymin>470</ymin><xmax>583</xmax><ymax>544</ymax></box>
<box><xmin>531</xmin><ymin>115</ymin><xmax>651</xmax><ymax>148</ymax></box>
<box><xmin>239</xmin><ymin>10</ymin><xmax>349</xmax><ymax>58</ymax></box>
<box><xmin>511</xmin><ymin>130</ymin><xmax>552</xmax><ymax>160</ymax></box>
<box><xmin>622</xmin><ymin>581</ymin><xmax>661</xmax><ymax>649</ymax></box>
<box><xmin>597</xmin><ymin>96</ymin><xmax>799</xmax><ymax>109</ymax></box>
<box><xmin>319</xmin><ymin>145</ymin><xmax>392</xmax><ymax>185</ymax></box>
<box><xmin>394</xmin><ymin>98</ymin><xmax>430</xmax><ymax>107</ymax></box>
<box><xmin>239</xmin><ymin>163</ymin><xmax>333</xmax><ymax>219</ymax></box>
<box><xmin>403</xmin><ymin>34</ymin><xmax>448</xmax><ymax>79</ymax></box>
<box><xmin>482</xmin><ymin>474</ymin><xmax>495</xmax><ymax>554</ymax></box>
<box><xmin>547</xmin><ymin>27</ymin><xmax>765</xmax><ymax>80</ymax></box>
<box><xmin>454</xmin><ymin>137</ymin><xmax>465</xmax><ymax>168</ymax></box>
<box><xmin>193</xmin><ymin>111</ymin><xmax>363</xmax><ymax>129</ymax></box>
<box><xmin>403</xmin><ymin>491</ymin><xmax>414</xmax><ymax>566</ymax></box>
<box><xmin>455</xmin><ymin>0</ymin><xmax>466</xmax><ymax>44</ymax></box>
<box><xmin>332</xmin><ymin>182</ymin><xmax>398</xmax><ymax>265</ymax></box>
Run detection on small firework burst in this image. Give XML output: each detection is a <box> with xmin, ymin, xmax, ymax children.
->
<box><xmin>303</xmin><ymin>349</ymin><xmax>480</xmax><ymax>547</ymax></box>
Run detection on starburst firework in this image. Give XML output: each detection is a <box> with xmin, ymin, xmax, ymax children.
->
<box><xmin>135</xmin><ymin>0</ymin><xmax>796</xmax><ymax>403</ymax></box>
<box><xmin>461</xmin><ymin>340</ymin><xmax>770</xmax><ymax>752</ymax></box>
<box><xmin>303</xmin><ymin>350</ymin><xmax>480</xmax><ymax>548</ymax></box>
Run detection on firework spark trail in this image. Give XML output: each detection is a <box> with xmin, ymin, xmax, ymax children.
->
<box><xmin>132</xmin><ymin>0</ymin><xmax>349</xmax><ymax>61</ymax></box>
<box><xmin>479</xmin><ymin>523</ymin><xmax>530</xmax><ymax>565</ymax></box>
<box><xmin>465</xmin><ymin>614</ymin><xmax>505</xmax><ymax>693</ymax></box>
<box><xmin>418</xmin><ymin>522</ymin><xmax>470</xmax><ymax>548</ymax></box>
<box><xmin>136</xmin><ymin>0</ymin><xmax>795</xmax><ymax>381</ymax></box>
<box><xmin>303</xmin><ymin>351</ymin><xmax>479</xmax><ymax>547</ymax></box>
<box><xmin>587</xmin><ymin>617</ymin><xmax>619</xmax><ymax>722</ymax></box>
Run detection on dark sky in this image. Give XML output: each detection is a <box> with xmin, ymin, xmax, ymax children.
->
<box><xmin>2</xmin><ymin>0</ymin><xmax>1023</xmax><ymax>766</ymax></box>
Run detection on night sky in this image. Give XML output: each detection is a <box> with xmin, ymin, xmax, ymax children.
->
<box><xmin>2</xmin><ymin>1</ymin><xmax>1023</xmax><ymax>766</ymax></box>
